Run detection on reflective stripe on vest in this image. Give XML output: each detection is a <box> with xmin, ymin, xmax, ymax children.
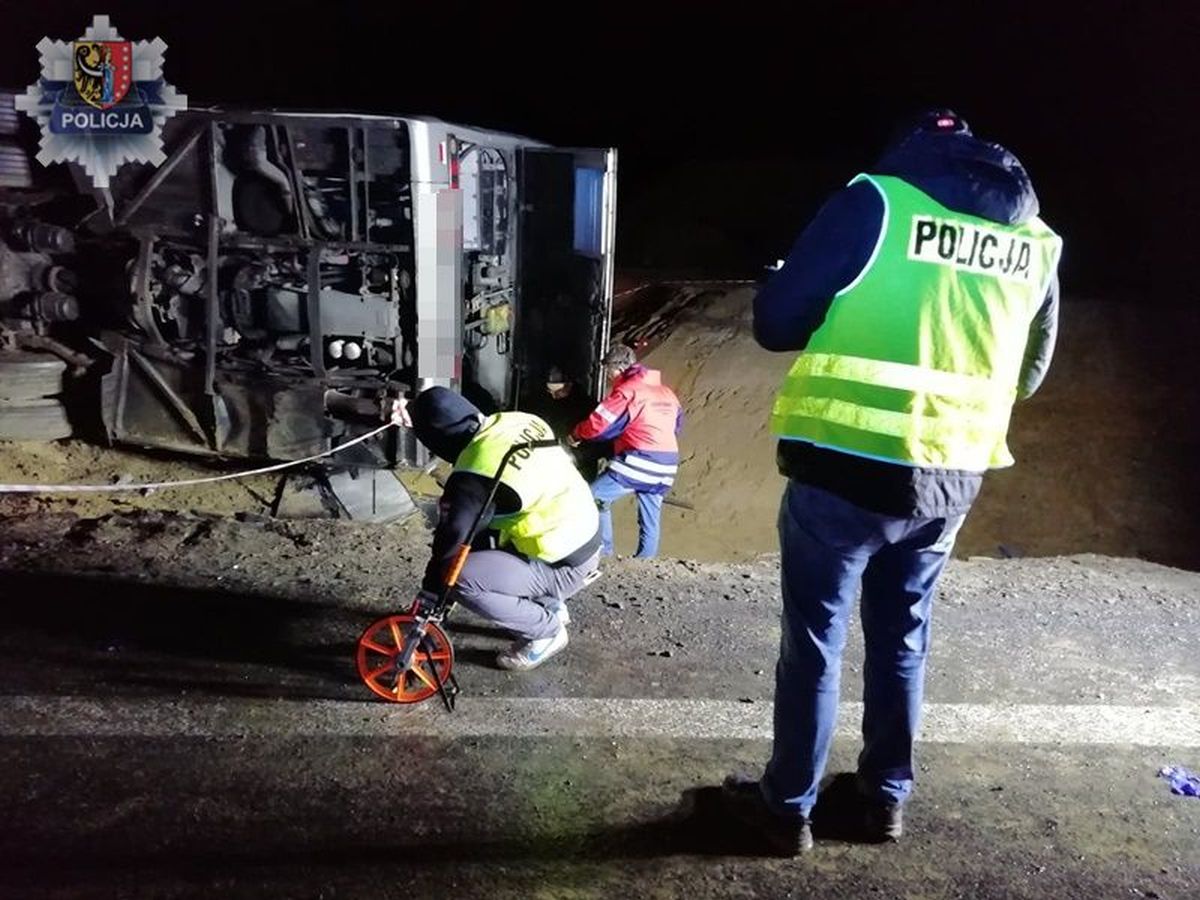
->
<box><xmin>454</xmin><ymin>412</ymin><xmax>599</xmax><ymax>563</ymax></box>
<box><xmin>770</xmin><ymin>173</ymin><xmax>1061</xmax><ymax>471</ymax></box>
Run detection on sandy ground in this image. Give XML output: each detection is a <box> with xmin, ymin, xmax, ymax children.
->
<box><xmin>609</xmin><ymin>288</ymin><xmax>1200</xmax><ymax>570</ymax></box>
<box><xmin>1</xmin><ymin>286</ymin><xmax>1197</xmax><ymax>573</ymax></box>
<box><xmin>0</xmin><ymin>439</ymin><xmax>279</xmax><ymax>519</ymax></box>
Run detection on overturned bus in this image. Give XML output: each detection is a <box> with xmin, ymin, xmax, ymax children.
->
<box><xmin>0</xmin><ymin>96</ymin><xmax>617</xmax><ymax>468</ymax></box>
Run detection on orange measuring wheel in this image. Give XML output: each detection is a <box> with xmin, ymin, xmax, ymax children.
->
<box><xmin>356</xmin><ymin>614</ymin><xmax>454</xmax><ymax>704</ymax></box>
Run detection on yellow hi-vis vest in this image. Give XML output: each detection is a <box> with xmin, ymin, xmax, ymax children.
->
<box><xmin>454</xmin><ymin>412</ymin><xmax>599</xmax><ymax>562</ymax></box>
<box><xmin>770</xmin><ymin>173</ymin><xmax>1062</xmax><ymax>470</ymax></box>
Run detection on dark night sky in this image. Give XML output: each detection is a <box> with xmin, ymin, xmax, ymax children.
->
<box><xmin>3</xmin><ymin>1</ymin><xmax>1196</xmax><ymax>297</ymax></box>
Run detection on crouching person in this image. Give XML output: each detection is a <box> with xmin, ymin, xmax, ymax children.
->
<box><xmin>407</xmin><ymin>387</ymin><xmax>602</xmax><ymax>670</ymax></box>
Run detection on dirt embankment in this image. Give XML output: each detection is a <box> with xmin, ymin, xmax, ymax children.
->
<box><xmin>1</xmin><ymin>287</ymin><xmax>1196</xmax><ymax>571</ymax></box>
<box><xmin>609</xmin><ymin>288</ymin><xmax>1200</xmax><ymax>570</ymax></box>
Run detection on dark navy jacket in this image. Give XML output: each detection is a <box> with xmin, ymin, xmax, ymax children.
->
<box><xmin>753</xmin><ymin>128</ymin><xmax>1060</xmax><ymax>517</ymax></box>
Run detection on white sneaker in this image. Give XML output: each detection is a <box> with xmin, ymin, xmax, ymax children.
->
<box><xmin>547</xmin><ymin>566</ymin><xmax>599</xmax><ymax>627</ymax></box>
<box><xmin>496</xmin><ymin>626</ymin><xmax>569</xmax><ymax>671</ymax></box>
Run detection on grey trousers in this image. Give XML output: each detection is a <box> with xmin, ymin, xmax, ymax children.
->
<box><xmin>452</xmin><ymin>549</ymin><xmax>601</xmax><ymax>641</ymax></box>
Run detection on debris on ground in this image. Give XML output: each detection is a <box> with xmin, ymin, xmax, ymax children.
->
<box><xmin>1159</xmin><ymin>765</ymin><xmax>1200</xmax><ymax>797</ymax></box>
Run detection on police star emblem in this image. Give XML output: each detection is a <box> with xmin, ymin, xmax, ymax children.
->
<box><xmin>16</xmin><ymin>15</ymin><xmax>187</xmax><ymax>188</ymax></box>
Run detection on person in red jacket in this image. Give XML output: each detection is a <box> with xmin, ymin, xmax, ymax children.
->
<box><xmin>569</xmin><ymin>344</ymin><xmax>683</xmax><ymax>558</ymax></box>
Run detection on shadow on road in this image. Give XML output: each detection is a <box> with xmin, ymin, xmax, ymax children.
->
<box><xmin>0</xmin><ymin>570</ymin><xmax>369</xmax><ymax>701</ymax></box>
<box><xmin>1</xmin><ymin>776</ymin><xmax>887</xmax><ymax>892</ymax></box>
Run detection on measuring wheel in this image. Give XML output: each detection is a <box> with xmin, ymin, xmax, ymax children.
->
<box><xmin>356</xmin><ymin>614</ymin><xmax>454</xmax><ymax>704</ymax></box>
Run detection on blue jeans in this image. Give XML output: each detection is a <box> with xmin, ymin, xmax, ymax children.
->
<box><xmin>591</xmin><ymin>471</ymin><xmax>664</xmax><ymax>558</ymax></box>
<box><xmin>761</xmin><ymin>480</ymin><xmax>964</xmax><ymax>819</ymax></box>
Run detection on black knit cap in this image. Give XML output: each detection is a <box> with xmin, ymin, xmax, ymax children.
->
<box><xmin>408</xmin><ymin>386</ymin><xmax>482</xmax><ymax>463</ymax></box>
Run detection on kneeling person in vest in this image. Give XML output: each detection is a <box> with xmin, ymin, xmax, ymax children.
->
<box><xmin>408</xmin><ymin>387</ymin><xmax>602</xmax><ymax>670</ymax></box>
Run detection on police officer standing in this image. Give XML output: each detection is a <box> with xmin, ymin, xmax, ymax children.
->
<box><xmin>721</xmin><ymin>110</ymin><xmax>1062</xmax><ymax>853</ymax></box>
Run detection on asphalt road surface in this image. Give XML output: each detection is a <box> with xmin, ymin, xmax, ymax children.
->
<box><xmin>0</xmin><ymin>511</ymin><xmax>1197</xmax><ymax>899</ymax></box>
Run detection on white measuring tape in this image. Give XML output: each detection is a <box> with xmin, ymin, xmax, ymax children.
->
<box><xmin>0</xmin><ymin>422</ymin><xmax>396</xmax><ymax>494</ymax></box>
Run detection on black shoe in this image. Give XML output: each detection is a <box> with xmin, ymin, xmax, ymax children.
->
<box><xmin>720</xmin><ymin>774</ymin><xmax>814</xmax><ymax>856</ymax></box>
<box><xmin>863</xmin><ymin>801</ymin><xmax>903</xmax><ymax>842</ymax></box>
<box><xmin>855</xmin><ymin>774</ymin><xmax>904</xmax><ymax>842</ymax></box>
